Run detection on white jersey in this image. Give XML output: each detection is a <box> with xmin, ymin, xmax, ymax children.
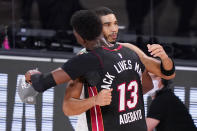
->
<box><xmin>69</xmin><ymin>86</ymin><xmax>89</xmax><ymax>131</ymax></box>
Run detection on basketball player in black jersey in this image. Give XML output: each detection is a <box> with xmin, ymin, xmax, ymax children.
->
<box><xmin>63</xmin><ymin>6</ymin><xmax>175</xmax><ymax>112</ymax></box>
<box><xmin>25</xmin><ymin>9</ymin><xmax>175</xmax><ymax>131</ymax></box>
<box><xmin>62</xmin><ymin>7</ymin><xmax>175</xmax><ymax>131</ymax></box>
<box><xmin>63</xmin><ymin>7</ymin><xmax>175</xmax><ymax>109</ymax></box>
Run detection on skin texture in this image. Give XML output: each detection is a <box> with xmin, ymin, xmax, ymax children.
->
<box><xmin>146</xmin><ymin>118</ymin><xmax>160</xmax><ymax>131</ymax></box>
<box><xmin>101</xmin><ymin>14</ymin><xmax>118</xmax><ymax>43</ymax></box>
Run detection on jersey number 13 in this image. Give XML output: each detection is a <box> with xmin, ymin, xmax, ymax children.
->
<box><xmin>117</xmin><ymin>81</ymin><xmax>138</xmax><ymax>112</ymax></box>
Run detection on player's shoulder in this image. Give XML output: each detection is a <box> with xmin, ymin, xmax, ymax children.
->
<box><xmin>68</xmin><ymin>49</ymin><xmax>97</xmax><ymax>65</ymax></box>
<box><xmin>118</xmin><ymin>42</ymin><xmax>148</xmax><ymax>60</ymax></box>
<box><xmin>117</xmin><ymin>42</ymin><xmax>139</xmax><ymax>55</ymax></box>
<box><xmin>118</xmin><ymin>42</ymin><xmax>139</xmax><ymax>51</ymax></box>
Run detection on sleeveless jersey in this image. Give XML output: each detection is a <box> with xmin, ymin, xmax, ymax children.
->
<box><xmin>84</xmin><ymin>44</ymin><xmax>147</xmax><ymax>131</ymax></box>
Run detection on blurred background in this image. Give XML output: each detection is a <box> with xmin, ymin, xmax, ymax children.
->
<box><xmin>0</xmin><ymin>0</ymin><xmax>197</xmax><ymax>131</ymax></box>
<box><xmin>0</xmin><ymin>0</ymin><xmax>197</xmax><ymax>59</ymax></box>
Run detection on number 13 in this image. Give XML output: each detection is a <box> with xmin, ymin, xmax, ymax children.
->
<box><xmin>117</xmin><ymin>81</ymin><xmax>138</xmax><ymax>112</ymax></box>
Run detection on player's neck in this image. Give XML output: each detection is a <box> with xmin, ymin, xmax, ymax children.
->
<box><xmin>86</xmin><ymin>36</ymin><xmax>112</xmax><ymax>50</ymax></box>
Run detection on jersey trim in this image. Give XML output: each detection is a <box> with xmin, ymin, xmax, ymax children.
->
<box><xmin>88</xmin><ymin>86</ymin><xmax>104</xmax><ymax>131</ymax></box>
<box><xmin>102</xmin><ymin>45</ymin><xmax>122</xmax><ymax>51</ymax></box>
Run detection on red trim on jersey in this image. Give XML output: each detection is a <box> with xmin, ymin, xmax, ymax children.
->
<box><xmin>88</xmin><ymin>86</ymin><xmax>104</xmax><ymax>131</ymax></box>
<box><xmin>102</xmin><ymin>45</ymin><xmax>122</xmax><ymax>51</ymax></box>
<box><xmin>91</xmin><ymin>51</ymin><xmax>104</xmax><ymax>68</ymax></box>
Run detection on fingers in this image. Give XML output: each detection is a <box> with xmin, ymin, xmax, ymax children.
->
<box><xmin>95</xmin><ymin>88</ymin><xmax>113</xmax><ymax>106</ymax></box>
<box><xmin>103</xmin><ymin>94</ymin><xmax>112</xmax><ymax>105</ymax></box>
<box><xmin>147</xmin><ymin>44</ymin><xmax>168</xmax><ymax>59</ymax></box>
<box><xmin>25</xmin><ymin>71</ymin><xmax>32</xmax><ymax>84</ymax></box>
<box><xmin>25</xmin><ymin>69</ymin><xmax>41</xmax><ymax>84</ymax></box>
<box><xmin>147</xmin><ymin>44</ymin><xmax>151</xmax><ymax>49</ymax></box>
<box><xmin>150</xmin><ymin>48</ymin><xmax>162</xmax><ymax>57</ymax></box>
<box><xmin>101</xmin><ymin>89</ymin><xmax>112</xmax><ymax>102</ymax></box>
<box><xmin>147</xmin><ymin>44</ymin><xmax>162</xmax><ymax>52</ymax></box>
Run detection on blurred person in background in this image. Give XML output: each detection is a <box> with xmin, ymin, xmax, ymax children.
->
<box><xmin>146</xmin><ymin>75</ymin><xmax>197</xmax><ymax>131</ymax></box>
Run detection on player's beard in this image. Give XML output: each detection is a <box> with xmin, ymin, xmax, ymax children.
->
<box><xmin>106</xmin><ymin>32</ymin><xmax>118</xmax><ymax>44</ymax></box>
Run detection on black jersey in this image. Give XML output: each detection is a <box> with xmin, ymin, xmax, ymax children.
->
<box><xmin>147</xmin><ymin>88</ymin><xmax>197</xmax><ymax>131</ymax></box>
<box><xmin>84</xmin><ymin>44</ymin><xmax>146</xmax><ymax>131</ymax></box>
<box><xmin>62</xmin><ymin>44</ymin><xmax>147</xmax><ymax>131</ymax></box>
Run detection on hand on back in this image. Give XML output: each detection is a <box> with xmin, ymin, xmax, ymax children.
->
<box><xmin>95</xmin><ymin>88</ymin><xmax>113</xmax><ymax>106</ymax></box>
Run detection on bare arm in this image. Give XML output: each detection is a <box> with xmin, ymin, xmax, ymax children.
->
<box><xmin>146</xmin><ymin>118</ymin><xmax>160</xmax><ymax>131</ymax></box>
<box><xmin>51</xmin><ymin>68</ymin><xmax>72</xmax><ymax>84</ymax></box>
<box><xmin>142</xmin><ymin>69</ymin><xmax>153</xmax><ymax>94</ymax></box>
<box><xmin>63</xmin><ymin>79</ymin><xmax>113</xmax><ymax>116</ymax></box>
<box><xmin>62</xmin><ymin>79</ymin><xmax>95</xmax><ymax>116</ymax></box>
<box><xmin>119</xmin><ymin>43</ymin><xmax>175</xmax><ymax>80</ymax></box>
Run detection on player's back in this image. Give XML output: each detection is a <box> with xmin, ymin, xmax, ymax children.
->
<box><xmin>84</xmin><ymin>44</ymin><xmax>147</xmax><ymax>131</ymax></box>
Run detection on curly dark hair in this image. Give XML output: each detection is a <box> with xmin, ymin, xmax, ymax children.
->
<box><xmin>93</xmin><ymin>6</ymin><xmax>114</xmax><ymax>17</ymax></box>
<box><xmin>70</xmin><ymin>10</ymin><xmax>102</xmax><ymax>41</ymax></box>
